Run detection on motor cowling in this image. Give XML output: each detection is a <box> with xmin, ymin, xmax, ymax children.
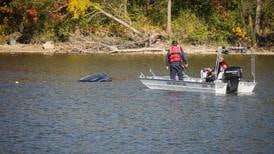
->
<box><xmin>224</xmin><ymin>66</ymin><xmax>242</xmax><ymax>93</ymax></box>
<box><xmin>224</xmin><ymin>66</ymin><xmax>242</xmax><ymax>80</ymax></box>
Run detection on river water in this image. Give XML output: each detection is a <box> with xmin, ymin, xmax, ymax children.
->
<box><xmin>0</xmin><ymin>54</ymin><xmax>273</xmax><ymax>153</ymax></box>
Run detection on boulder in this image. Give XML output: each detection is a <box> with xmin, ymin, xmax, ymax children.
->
<box><xmin>42</xmin><ymin>41</ymin><xmax>54</xmax><ymax>49</ymax></box>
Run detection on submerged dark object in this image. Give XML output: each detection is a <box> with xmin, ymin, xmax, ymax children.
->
<box><xmin>79</xmin><ymin>73</ymin><xmax>112</xmax><ymax>82</ymax></box>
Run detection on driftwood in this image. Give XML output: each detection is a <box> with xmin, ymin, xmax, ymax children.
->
<box><xmin>109</xmin><ymin>47</ymin><xmax>165</xmax><ymax>54</ymax></box>
<box><xmin>61</xmin><ymin>32</ymin><xmax>166</xmax><ymax>54</ymax></box>
<box><xmin>90</xmin><ymin>4</ymin><xmax>143</xmax><ymax>38</ymax></box>
<box><xmin>57</xmin><ymin>5</ymin><xmax>167</xmax><ymax>53</ymax></box>
<box><xmin>99</xmin><ymin>42</ymin><xmax>118</xmax><ymax>50</ymax></box>
<box><xmin>115</xmin><ymin>33</ymin><xmax>166</xmax><ymax>49</ymax></box>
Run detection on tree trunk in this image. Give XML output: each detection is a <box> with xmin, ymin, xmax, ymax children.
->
<box><xmin>249</xmin><ymin>14</ymin><xmax>257</xmax><ymax>46</ymax></box>
<box><xmin>167</xmin><ymin>0</ymin><xmax>172</xmax><ymax>36</ymax></box>
<box><xmin>255</xmin><ymin>0</ymin><xmax>262</xmax><ymax>35</ymax></box>
<box><xmin>123</xmin><ymin>0</ymin><xmax>127</xmax><ymax>15</ymax></box>
<box><xmin>122</xmin><ymin>0</ymin><xmax>132</xmax><ymax>25</ymax></box>
<box><xmin>248</xmin><ymin>14</ymin><xmax>253</xmax><ymax>32</ymax></box>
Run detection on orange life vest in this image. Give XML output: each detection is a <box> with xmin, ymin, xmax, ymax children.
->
<box><xmin>218</xmin><ymin>61</ymin><xmax>228</xmax><ymax>73</ymax></box>
<box><xmin>168</xmin><ymin>46</ymin><xmax>182</xmax><ymax>63</ymax></box>
<box><xmin>219</xmin><ymin>61</ymin><xmax>228</xmax><ymax>70</ymax></box>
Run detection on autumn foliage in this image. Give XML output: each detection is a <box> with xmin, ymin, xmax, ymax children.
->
<box><xmin>0</xmin><ymin>0</ymin><xmax>272</xmax><ymax>47</ymax></box>
<box><xmin>67</xmin><ymin>0</ymin><xmax>90</xmax><ymax>19</ymax></box>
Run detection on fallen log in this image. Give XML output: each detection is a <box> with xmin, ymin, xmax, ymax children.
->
<box><xmin>90</xmin><ymin>4</ymin><xmax>143</xmax><ymax>38</ymax></box>
<box><xmin>109</xmin><ymin>47</ymin><xmax>165</xmax><ymax>54</ymax></box>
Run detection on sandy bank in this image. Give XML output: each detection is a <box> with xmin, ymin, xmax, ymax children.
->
<box><xmin>0</xmin><ymin>43</ymin><xmax>273</xmax><ymax>55</ymax></box>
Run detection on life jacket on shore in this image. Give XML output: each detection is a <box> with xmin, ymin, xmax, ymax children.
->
<box><xmin>168</xmin><ymin>46</ymin><xmax>182</xmax><ymax>63</ymax></box>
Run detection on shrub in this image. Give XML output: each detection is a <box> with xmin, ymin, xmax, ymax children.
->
<box><xmin>172</xmin><ymin>10</ymin><xmax>209</xmax><ymax>43</ymax></box>
<box><xmin>54</xmin><ymin>19</ymin><xmax>76</xmax><ymax>41</ymax></box>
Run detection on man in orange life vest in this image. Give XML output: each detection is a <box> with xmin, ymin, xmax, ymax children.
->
<box><xmin>166</xmin><ymin>40</ymin><xmax>188</xmax><ymax>80</ymax></box>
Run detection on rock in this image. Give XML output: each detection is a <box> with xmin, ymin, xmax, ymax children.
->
<box><xmin>8</xmin><ymin>38</ymin><xmax>16</xmax><ymax>45</ymax></box>
<box><xmin>42</xmin><ymin>41</ymin><xmax>54</xmax><ymax>49</ymax></box>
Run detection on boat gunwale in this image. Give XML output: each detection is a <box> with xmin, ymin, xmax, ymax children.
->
<box><xmin>138</xmin><ymin>77</ymin><xmax>216</xmax><ymax>86</ymax></box>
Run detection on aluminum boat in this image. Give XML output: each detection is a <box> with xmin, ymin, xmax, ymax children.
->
<box><xmin>139</xmin><ymin>47</ymin><xmax>256</xmax><ymax>94</ymax></box>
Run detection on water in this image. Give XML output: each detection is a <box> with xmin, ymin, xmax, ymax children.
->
<box><xmin>0</xmin><ymin>54</ymin><xmax>273</xmax><ymax>153</ymax></box>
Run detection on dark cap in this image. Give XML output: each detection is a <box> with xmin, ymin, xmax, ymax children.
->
<box><xmin>172</xmin><ymin>40</ymin><xmax>178</xmax><ymax>45</ymax></box>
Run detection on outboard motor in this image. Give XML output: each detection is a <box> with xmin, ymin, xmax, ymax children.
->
<box><xmin>223</xmin><ymin>66</ymin><xmax>242</xmax><ymax>93</ymax></box>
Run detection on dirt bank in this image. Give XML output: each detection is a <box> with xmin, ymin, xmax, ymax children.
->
<box><xmin>0</xmin><ymin>43</ymin><xmax>273</xmax><ymax>55</ymax></box>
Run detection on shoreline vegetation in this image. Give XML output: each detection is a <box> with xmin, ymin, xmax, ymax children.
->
<box><xmin>1</xmin><ymin>1</ymin><xmax>273</xmax><ymax>56</ymax></box>
<box><xmin>0</xmin><ymin>42</ymin><xmax>273</xmax><ymax>55</ymax></box>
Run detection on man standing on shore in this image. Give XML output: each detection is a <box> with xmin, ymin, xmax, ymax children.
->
<box><xmin>166</xmin><ymin>40</ymin><xmax>188</xmax><ymax>80</ymax></box>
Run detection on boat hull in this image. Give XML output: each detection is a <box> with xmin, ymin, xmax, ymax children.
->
<box><xmin>238</xmin><ymin>81</ymin><xmax>256</xmax><ymax>93</ymax></box>
<box><xmin>139</xmin><ymin>78</ymin><xmax>228</xmax><ymax>94</ymax></box>
<box><xmin>139</xmin><ymin>76</ymin><xmax>256</xmax><ymax>94</ymax></box>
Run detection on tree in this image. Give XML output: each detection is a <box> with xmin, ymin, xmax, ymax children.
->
<box><xmin>255</xmin><ymin>0</ymin><xmax>262</xmax><ymax>36</ymax></box>
<box><xmin>167</xmin><ymin>0</ymin><xmax>172</xmax><ymax>36</ymax></box>
<box><xmin>67</xmin><ymin>0</ymin><xmax>90</xmax><ymax>19</ymax></box>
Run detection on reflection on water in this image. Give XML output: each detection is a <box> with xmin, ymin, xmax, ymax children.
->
<box><xmin>0</xmin><ymin>54</ymin><xmax>273</xmax><ymax>153</ymax></box>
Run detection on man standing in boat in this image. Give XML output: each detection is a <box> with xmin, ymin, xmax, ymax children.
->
<box><xmin>166</xmin><ymin>40</ymin><xmax>188</xmax><ymax>80</ymax></box>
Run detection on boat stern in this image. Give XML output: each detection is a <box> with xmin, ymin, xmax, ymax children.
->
<box><xmin>237</xmin><ymin>81</ymin><xmax>256</xmax><ymax>93</ymax></box>
<box><xmin>215</xmin><ymin>81</ymin><xmax>227</xmax><ymax>94</ymax></box>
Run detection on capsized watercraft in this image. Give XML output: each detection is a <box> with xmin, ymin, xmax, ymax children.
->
<box><xmin>139</xmin><ymin>47</ymin><xmax>256</xmax><ymax>94</ymax></box>
<box><xmin>79</xmin><ymin>73</ymin><xmax>112</xmax><ymax>82</ymax></box>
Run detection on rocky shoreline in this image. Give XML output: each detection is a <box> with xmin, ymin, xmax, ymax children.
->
<box><xmin>0</xmin><ymin>43</ymin><xmax>273</xmax><ymax>55</ymax></box>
